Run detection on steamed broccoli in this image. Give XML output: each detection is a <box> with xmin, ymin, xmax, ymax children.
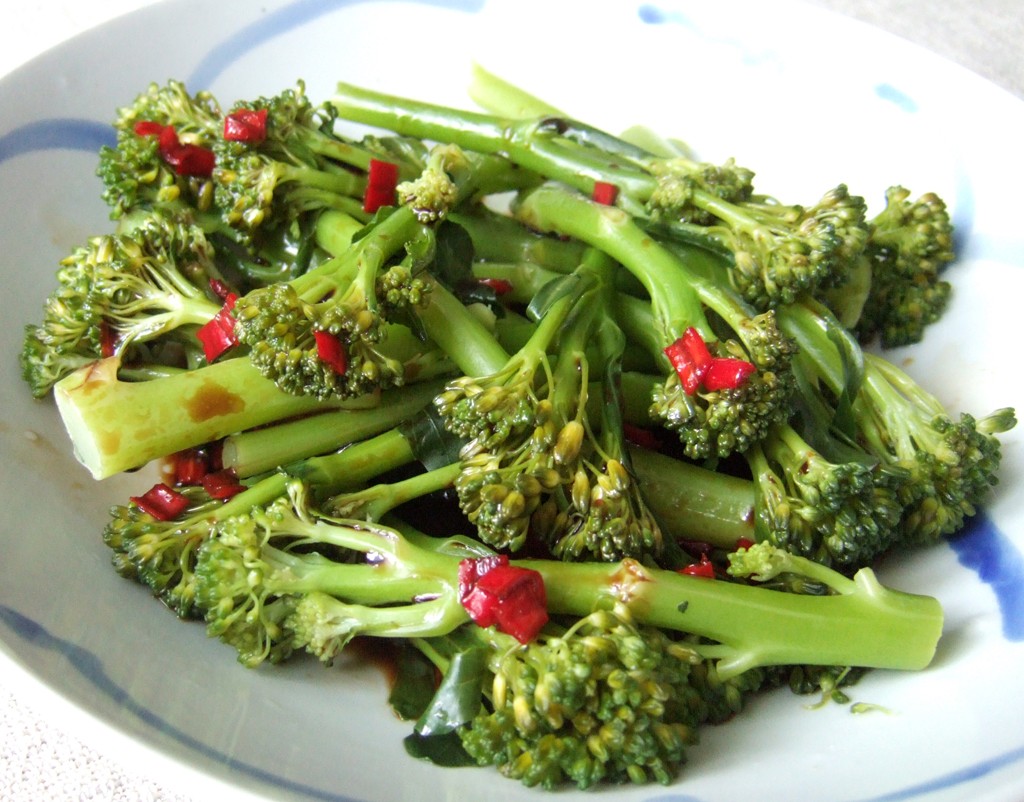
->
<box><xmin>188</xmin><ymin>479</ymin><xmax>941</xmax><ymax>786</ymax></box>
<box><xmin>514</xmin><ymin>184</ymin><xmax>795</xmax><ymax>461</ymax></box>
<box><xmin>20</xmin><ymin>211</ymin><xmax>230</xmax><ymax>396</ymax></box>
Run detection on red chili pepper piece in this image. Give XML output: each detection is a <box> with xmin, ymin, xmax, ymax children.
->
<box><xmin>622</xmin><ymin>423</ymin><xmax>662</xmax><ymax>451</ymax></box>
<box><xmin>478</xmin><ymin>277</ymin><xmax>514</xmax><ymax>296</ymax></box>
<box><xmin>163</xmin><ymin>142</ymin><xmax>216</xmax><ymax>177</ymax></box>
<box><xmin>363</xmin><ymin>159</ymin><xmax>399</xmax><ymax>213</ymax></box>
<box><xmin>98</xmin><ymin>320</ymin><xmax>117</xmax><ymax>359</ymax></box>
<box><xmin>171</xmin><ymin>447</ymin><xmax>210</xmax><ymax>485</ymax></box>
<box><xmin>142</xmin><ymin>122</ymin><xmax>214</xmax><ymax>177</ymax></box>
<box><xmin>201</xmin><ymin>468</ymin><xmax>246</xmax><ymax>500</ymax></box>
<box><xmin>196</xmin><ymin>293</ymin><xmax>239</xmax><ymax>363</ymax></box>
<box><xmin>130</xmin><ymin>483</ymin><xmax>190</xmax><ymax>521</ymax></box>
<box><xmin>680</xmin><ymin>553</ymin><xmax>716</xmax><ymax>579</ymax></box>
<box><xmin>703</xmin><ymin>357</ymin><xmax>756</xmax><ymax>391</ymax></box>
<box><xmin>664</xmin><ymin>326</ymin><xmax>713</xmax><ymax>395</ymax></box>
<box><xmin>314</xmin><ymin>330</ymin><xmax>348</xmax><ymax>376</ymax></box>
<box><xmin>133</xmin><ymin>120</ymin><xmax>166</xmax><ymax>138</ymax></box>
<box><xmin>223</xmin><ymin>108</ymin><xmax>268</xmax><ymax>144</ymax></box>
<box><xmin>458</xmin><ymin>555</ymin><xmax>548</xmax><ymax>643</ymax></box>
<box><xmin>592</xmin><ymin>180</ymin><xmax>620</xmax><ymax>206</ymax></box>
<box><xmin>734</xmin><ymin>537</ymin><xmax>756</xmax><ymax>551</ymax></box>
<box><xmin>208</xmin><ymin>278</ymin><xmax>234</xmax><ymax>302</ymax></box>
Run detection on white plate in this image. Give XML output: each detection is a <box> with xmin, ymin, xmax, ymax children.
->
<box><xmin>1</xmin><ymin>1</ymin><xmax>1023</xmax><ymax>801</ymax></box>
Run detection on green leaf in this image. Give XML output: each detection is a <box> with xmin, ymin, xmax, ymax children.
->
<box><xmin>431</xmin><ymin>220</ymin><xmax>476</xmax><ymax>289</ymax></box>
<box><xmin>387</xmin><ymin>644</ymin><xmax>440</xmax><ymax>722</ymax></box>
<box><xmin>403</xmin><ymin>730</ymin><xmax>477</xmax><ymax>767</ymax></box>
<box><xmin>399</xmin><ymin>405</ymin><xmax>466</xmax><ymax>471</ymax></box>
<box><xmin>414</xmin><ymin>645</ymin><xmax>487</xmax><ymax>737</ymax></box>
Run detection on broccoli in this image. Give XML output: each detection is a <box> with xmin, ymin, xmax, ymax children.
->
<box><xmin>24</xmin><ymin>74</ymin><xmax>1022</xmax><ymax>795</ymax></box>
<box><xmin>187</xmin><ymin>478</ymin><xmax>941</xmax><ymax>785</ymax></box>
<box><xmin>777</xmin><ymin>297</ymin><xmax>1017</xmax><ymax>546</ymax></box>
<box><xmin>329</xmin><ymin>82</ymin><xmax>871</xmax><ymax>307</ymax></box>
<box><xmin>212</xmin><ymin>82</ymin><xmax>418</xmax><ymax>241</ymax></box>
<box><xmin>420</xmin><ymin>603</ymin><xmax>765</xmax><ymax>789</ymax></box>
<box><xmin>232</xmin><ymin>206</ymin><xmax>432</xmax><ymax>401</ymax></box>
<box><xmin>104</xmin><ymin>410</ymin><xmax>431</xmax><ymax>619</ymax></box>
<box><xmin>832</xmin><ymin>185</ymin><xmax>956</xmax><ymax>348</ymax></box>
<box><xmin>97</xmin><ymin>79</ymin><xmax>222</xmax><ymax>219</ymax></box>
<box><xmin>20</xmin><ymin>211</ymin><xmax>229</xmax><ymax>396</ymax></box>
<box><xmin>514</xmin><ymin>184</ymin><xmax>795</xmax><ymax>461</ymax></box>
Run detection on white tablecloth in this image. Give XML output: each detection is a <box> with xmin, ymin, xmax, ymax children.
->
<box><xmin>2</xmin><ymin>1</ymin><xmax>1021</xmax><ymax>799</ymax></box>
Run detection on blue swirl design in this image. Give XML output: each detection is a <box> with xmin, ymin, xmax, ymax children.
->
<box><xmin>948</xmin><ymin>512</ymin><xmax>1024</xmax><ymax>641</ymax></box>
<box><xmin>0</xmin><ymin>118</ymin><xmax>114</xmax><ymax>166</ymax></box>
<box><xmin>1</xmin><ymin>0</ymin><xmax>1023</xmax><ymax>799</ymax></box>
<box><xmin>0</xmin><ymin>604</ymin><xmax>363</xmax><ymax>802</ymax></box>
<box><xmin>188</xmin><ymin>0</ymin><xmax>485</xmax><ymax>90</ymax></box>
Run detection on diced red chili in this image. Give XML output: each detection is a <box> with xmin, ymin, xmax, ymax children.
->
<box><xmin>133</xmin><ymin>120</ymin><xmax>166</xmax><ymax>138</ymax></box>
<box><xmin>201</xmin><ymin>468</ymin><xmax>246</xmax><ymax>500</ymax></box>
<box><xmin>196</xmin><ymin>293</ymin><xmax>239</xmax><ymax>363</ymax></box>
<box><xmin>171</xmin><ymin>447</ymin><xmax>210</xmax><ymax>485</ymax></box>
<box><xmin>363</xmin><ymin>159</ymin><xmax>399</xmax><ymax>213</ymax></box>
<box><xmin>478</xmin><ymin>277</ymin><xmax>514</xmax><ymax>296</ymax></box>
<box><xmin>665</xmin><ymin>328</ymin><xmax>755</xmax><ymax>394</ymax></box>
<box><xmin>208</xmin><ymin>278</ymin><xmax>234</xmax><ymax>302</ymax></box>
<box><xmin>223</xmin><ymin>108</ymin><xmax>268</xmax><ymax>144</ymax></box>
<box><xmin>734</xmin><ymin>537</ymin><xmax>756</xmax><ymax>551</ymax></box>
<box><xmin>458</xmin><ymin>555</ymin><xmax>548</xmax><ymax>643</ymax></box>
<box><xmin>703</xmin><ymin>357</ymin><xmax>756</xmax><ymax>391</ymax></box>
<box><xmin>680</xmin><ymin>553</ymin><xmax>716</xmax><ymax>579</ymax></box>
<box><xmin>98</xmin><ymin>320</ymin><xmax>117</xmax><ymax>359</ymax></box>
<box><xmin>592</xmin><ymin>180</ymin><xmax>620</xmax><ymax>206</ymax></box>
<box><xmin>130</xmin><ymin>483</ymin><xmax>190</xmax><ymax>521</ymax></box>
<box><xmin>314</xmin><ymin>330</ymin><xmax>348</xmax><ymax>376</ymax></box>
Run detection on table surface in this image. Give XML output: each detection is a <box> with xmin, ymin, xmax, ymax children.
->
<box><xmin>1</xmin><ymin>1</ymin><xmax>1021</xmax><ymax>800</ymax></box>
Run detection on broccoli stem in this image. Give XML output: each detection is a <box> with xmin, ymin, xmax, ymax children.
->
<box><xmin>415</xmin><ymin>275</ymin><xmax>511</xmax><ymax>376</ymax></box>
<box><xmin>220</xmin><ymin>378</ymin><xmax>448</xmax><ymax>477</ymax></box>
<box><xmin>466</xmin><ymin>62</ymin><xmax>562</xmax><ymax>118</ymax></box>
<box><xmin>628</xmin><ymin>446</ymin><xmax>756</xmax><ymax>548</ymax></box>
<box><xmin>286</xmin><ymin>427</ymin><xmax>416</xmax><ymax>488</ymax></box>
<box><xmin>209</xmin><ymin>494</ymin><xmax>942</xmax><ymax>681</ymax></box>
<box><xmin>513</xmin><ymin>185</ymin><xmax>708</xmax><ymax>344</ymax></box>
<box><xmin>54</xmin><ymin>356</ymin><xmax>357</xmax><ymax>479</ymax></box>
<box><xmin>329</xmin><ymin>83</ymin><xmax>654</xmax><ymax>203</ymax></box>
<box><xmin>524</xmin><ymin>556</ymin><xmax>942</xmax><ymax>679</ymax></box>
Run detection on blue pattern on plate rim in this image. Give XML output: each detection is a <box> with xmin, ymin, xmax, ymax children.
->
<box><xmin>0</xmin><ymin>605</ymin><xmax>364</xmax><ymax>802</ymax></box>
<box><xmin>0</xmin><ymin>0</ymin><xmax>1020</xmax><ymax>800</ymax></box>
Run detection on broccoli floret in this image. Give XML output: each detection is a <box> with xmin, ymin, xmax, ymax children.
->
<box><xmin>515</xmin><ymin>185</ymin><xmax>795</xmax><ymax>461</ymax></box>
<box><xmin>777</xmin><ymin>297</ymin><xmax>1017</xmax><ymax>547</ymax></box>
<box><xmin>233</xmin><ymin>206</ymin><xmax>432</xmax><ymax>400</ymax></box>
<box><xmin>454</xmin><ymin>604</ymin><xmax>762</xmax><ymax>789</ymax></box>
<box><xmin>744</xmin><ymin>422</ymin><xmax>904</xmax><ymax>568</ymax></box>
<box><xmin>212</xmin><ymin>83</ymin><xmax>387</xmax><ymax>240</ymax></box>
<box><xmin>852</xmin><ymin>186</ymin><xmax>956</xmax><ymax>348</ymax></box>
<box><xmin>98</xmin><ymin>80</ymin><xmax>222</xmax><ymax>219</ymax></box>
<box><xmin>20</xmin><ymin>212</ymin><xmax>232</xmax><ymax>397</ymax></box>
<box><xmin>185</xmin><ymin>478</ymin><xmax>940</xmax><ymax>785</ymax></box>
<box><xmin>856</xmin><ymin>354</ymin><xmax>1016</xmax><ymax>543</ymax></box>
<box><xmin>657</xmin><ymin>184</ymin><xmax>870</xmax><ymax>310</ymax></box>
<box><xmin>396</xmin><ymin>144</ymin><xmax>465</xmax><ymax>223</ymax></box>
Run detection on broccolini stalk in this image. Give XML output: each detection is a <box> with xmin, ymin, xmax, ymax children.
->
<box><xmin>331</xmin><ymin>81</ymin><xmax>870</xmax><ymax>307</ymax></box>
<box><xmin>219</xmin><ymin>377</ymin><xmax>447</xmax><ymax>477</ymax></box>
<box><xmin>105</xmin><ymin>425</ymin><xmax>422</xmax><ymax>619</ymax></box>
<box><xmin>193</xmin><ymin>479</ymin><xmax>943</xmax><ymax>680</ymax></box>
<box><xmin>54</xmin><ymin>355</ymin><xmax>348</xmax><ymax>479</ymax></box>
<box><xmin>777</xmin><ymin>297</ymin><xmax>1017</xmax><ymax>545</ymax></box>
<box><xmin>514</xmin><ymin>184</ymin><xmax>794</xmax><ymax>460</ymax></box>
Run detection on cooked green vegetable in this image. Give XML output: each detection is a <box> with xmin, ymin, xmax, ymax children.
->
<box><xmin>19</xmin><ymin>69</ymin><xmax>1017</xmax><ymax>791</ymax></box>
